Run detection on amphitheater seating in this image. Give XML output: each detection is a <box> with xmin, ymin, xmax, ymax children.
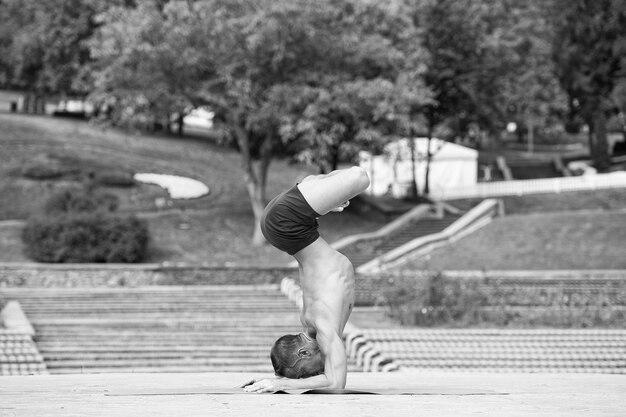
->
<box><xmin>0</xmin><ymin>331</ymin><xmax>47</xmax><ymax>376</ymax></box>
<box><xmin>0</xmin><ymin>286</ymin><xmax>362</xmax><ymax>374</ymax></box>
<box><xmin>355</xmin><ymin>328</ymin><xmax>626</xmax><ymax>373</ymax></box>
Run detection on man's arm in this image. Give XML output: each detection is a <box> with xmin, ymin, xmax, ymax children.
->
<box><xmin>243</xmin><ymin>321</ymin><xmax>347</xmax><ymax>393</ymax></box>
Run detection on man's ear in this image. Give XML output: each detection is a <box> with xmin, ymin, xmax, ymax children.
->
<box><xmin>298</xmin><ymin>347</ymin><xmax>312</xmax><ymax>357</ymax></box>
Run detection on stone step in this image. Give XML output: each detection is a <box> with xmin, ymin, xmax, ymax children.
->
<box><xmin>19</xmin><ymin>304</ymin><xmax>296</xmax><ymax>311</ymax></box>
<box><xmin>396</xmin><ymin>359</ymin><xmax>626</xmax><ymax>368</ymax></box>
<box><xmin>42</xmin><ymin>350</ymin><xmax>271</xmax><ymax>361</ymax></box>
<box><xmin>0</xmin><ymin>285</ymin><xmax>281</xmax><ymax>293</ymax></box>
<box><xmin>371</xmin><ymin>341</ymin><xmax>626</xmax><ymax>349</ymax></box>
<box><xmin>33</xmin><ymin>332</ymin><xmax>296</xmax><ymax>343</ymax></box>
<box><xmin>5</xmin><ymin>301</ymin><xmax>290</xmax><ymax>307</ymax></box>
<box><xmin>29</xmin><ymin>317</ymin><xmax>300</xmax><ymax>325</ymax></box>
<box><xmin>37</xmin><ymin>345</ymin><xmax>269</xmax><ymax>353</ymax></box>
<box><xmin>377</xmin><ymin>350</ymin><xmax>626</xmax><ymax>360</ymax></box>
<box><xmin>33</xmin><ymin>326</ymin><xmax>299</xmax><ymax>334</ymax></box>
<box><xmin>2</xmin><ymin>284</ymin><xmax>362</xmax><ymax>374</ymax></box>
<box><xmin>35</xmin><ymin>338</ymin><xmax>280</xmax><ymax>347</ymax></box>
<box><xmin>42</xmin><ymin>357</ymin><xmax>274</xmax><ymax>368</ymax></box>
<box><xmin>45</xmin><ymin>364</ymin><xmax>365</xmax><ymax>374</ymax></box>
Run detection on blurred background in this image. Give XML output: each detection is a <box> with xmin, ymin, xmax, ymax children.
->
<box><xmin>0</xmin><ymin>0</ymin><xmax>624</xmax><ymax>377</ymax></box>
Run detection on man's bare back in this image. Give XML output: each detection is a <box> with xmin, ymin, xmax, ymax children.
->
<box><xmin>297</xmin><ymin>238</ymin><xmax>355</xmax><ymax>338</ymax></box>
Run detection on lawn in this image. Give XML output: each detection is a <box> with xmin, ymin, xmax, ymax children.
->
<box><xmin>0</xmin><ymin>112</ymin><xmax>388</xmax><ymax>266</ymax></box>
<box><xmin>1</xmin><ymin>109</ymin><xmax>625</xmax><ymax>269</ymax></box>
<box><xmin>404</xmin><ymin>210</ymin><xmax>626</xmax><ymax>270</ymax></box>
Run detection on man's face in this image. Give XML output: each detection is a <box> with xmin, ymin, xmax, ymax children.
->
<box><xmin>297</xmin><ymin>333</ymin><xmax>324</xmax><ymax>374</ymax></box>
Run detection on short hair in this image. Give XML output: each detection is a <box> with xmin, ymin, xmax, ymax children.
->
<box><xmin>270</xmin><ymin>334</ymin><xmax>324</xmax><ymax>379</ymax></box>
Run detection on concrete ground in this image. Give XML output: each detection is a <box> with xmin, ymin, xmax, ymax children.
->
<box><xmin>1</xmin><ymin>372</ymin><xmax>624</xmax><ymax>417</ymax></box>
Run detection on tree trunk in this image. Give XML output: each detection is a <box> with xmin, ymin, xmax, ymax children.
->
<box><xmin>424</xmin><ymin>124</ymin><xmax>434</xmax><ymax>196</ymax></box>
<box><xmin>330</xmin><ymin>143</ymin><xmax>340</xmax><ymax>172</ymax></box>
<box><xmin>526</xmin><ymin>110</ymin><xmax>534</xmax><ymax>154</ymax></box>
<box><xmin>407</xmin><ymin>137</ymin><xmax>418</xmax><ymax>200</ymax></box>
<box><xmin>177</xmin><ymin>113</ymin><xmax>184</xmax><ymax>136</ymax></box>
<box><xmin>245</xmin><ymin>172</ymin><xmax>267</xmax><ymax>247</ymax></box>
<box><xmin>589</xmin><ymin>109</ymin><xmax>611</xmax><ymax>171</ymax></box>
<box><xmin>232</xmin><ymin>116</ymin><xmax>271</xmax><ymax>247</ymax></box>
<box><xmin>165</xmin><ymin>114</ymin><xmax>172</xmax><ymax>134</ymax></box>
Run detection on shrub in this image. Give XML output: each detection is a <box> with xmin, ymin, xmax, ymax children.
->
<box><xmin>22</xmin><ymin>213</ymin><xmax>149</xmax><ymax>263</ymax></box>
<box><xmin>44</xmin><ymin>187</ymin><xmax>119</xmax><ymax>215</ymax></box>
<box><xmin>96</xmin><ymin>171</ymin><xmax>136</xmax><ymax>187</ymax></box>
<box><xmin>22</xmin><ymin>162</ymin><xmax>66</xmax><ymax>179</ymax></box>
<box><xmin>379</xmin><ymin>273</ymin><xmax>626</xmax><ymax>328</ymax></box>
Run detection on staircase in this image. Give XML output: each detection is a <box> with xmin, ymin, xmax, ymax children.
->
<box><xmin>0</xmin><ymin>285</ymin><xmax>355</xmax><ymax>374</ymax></box>
<box><xmin>358</xmin><ymin>328</ymin><xmax>626</xmax><ymax>374</ymax></box>
<box><xmin>340</xmin><ymin>214</ymin><xmax>461</xmax><ymax>268</ymax></box>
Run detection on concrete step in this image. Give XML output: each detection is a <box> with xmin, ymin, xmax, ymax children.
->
<box><xmin>20</xmin><ymin>305</ymin><xmax>297</xmax><ymax>312</ymax></box>
<box><xmin>44</xmin><ymin>364</ymin><xmax>365</xmax><ymax>374</ymax></box>
<box><xmin>29</xmin><ymin>317</ymin><xmax>301</xmax><ymax>326</ymax></box>
<box><xmin>3</xmin><ymin>285</ymin><xmax>363</xmax><ymax>374</ymax></box>
<box><xmin>42</xmin><ymin>357</ymin><xmax>278</xmax><ymax>368</ymax></box>
<box><xmin>42</xmin><ymin>351</ymin><xmax>271</xmax><ymax>361</ymax></box>
<box><xmin>36</xmin><ymin>345</ymin><xmax>269</xmax><ymax>353</ymax></box>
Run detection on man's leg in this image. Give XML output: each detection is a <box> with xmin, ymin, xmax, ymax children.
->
<box><xmin>297</xmin><ymin>166</ymin><xmax>370</xmax><ymax>216</ymax></box>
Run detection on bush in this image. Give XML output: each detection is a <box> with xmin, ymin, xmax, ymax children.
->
<box><xmin>22</xmin><ymin>213</ymin><xmax>149</xmax><ymax>263</ymax></box>
<box><xmin>379</xmin><ymin>273</ymin><xmax>625</xmax><ymax>328</ymax></box>
<box><xmin>96</xmin><ymin>171</ymin><xmax>136</xmax><ymax>187</ymax></box>
<box><xmin>22</xmin><ymin>162</ymin><xmax>66</xmax><ymax>179</ymax></box>
<box><xmin>44</xmin><ymin>187</ymin><xmax>119</xmax><ymax>215</ymax></box>
<box><xmin>22</xmin><ymin>183</ymin><xmax>148</xmax><ymax>263</ymax></box>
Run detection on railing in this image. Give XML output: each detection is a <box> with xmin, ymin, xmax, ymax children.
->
<box><xmin>331</xmin><ymin>204</ymin><xmax>432</xmax><ymax>251</ymax></box>
<box><xmin>431</xmin><ymin>171</ymin><xmax>626</xmax><ymax>201</ymax></box>
<box><xmin>357</xmin><ymin>199</ymin><xmax>501</xmax><ymax>273</ymax></box>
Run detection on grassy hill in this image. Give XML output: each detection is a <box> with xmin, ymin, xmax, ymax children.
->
<box><xmin>1</xmin><ymin>101</ymin><xmax>625</xmax><ymax>269</ymax></box>
<box><xmin>0</xmin><ymin>112</ymin><xmax>388</xmax><ymax>266</ymax></box>
<box><xmin>405</xmin><ymin>210</ymin><xmax>626</xmax><ymax>270</ymax></box>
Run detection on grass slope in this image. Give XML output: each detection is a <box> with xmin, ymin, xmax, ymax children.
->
<box><xmin>1</xmin><ymin>108</ymin><xmax>625</xmax><ymax>269</ymax></box>
<box><xmin>0</xmin><ymin>112</ymin><xmax>387</xmax><ymax>266</ymax></box>
<box><xmin>406</xmin><ymin>210</ymin><xmax>626</xmax><ymax>270</ymax></box>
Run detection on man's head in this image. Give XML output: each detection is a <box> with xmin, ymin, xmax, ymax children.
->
<box><xmin>270</xmin><ymin>333</ymin><xmax>324</xmax><ymax>379</ymax></box>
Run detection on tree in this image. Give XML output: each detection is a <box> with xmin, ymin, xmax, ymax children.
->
<box><xmin>407</xmin><ymin>0</ymin><xmax>516</xmax><ymax>194</ymax></box>
<box><xmin>551</xmin><ymin>0</ymin><xmax>626</xmax><ymax>170</ymax></box>
<box><xmin>495</xmin><ymin>0</ymin><xmax>567</xmax><ymax>152</ymax></box>
<box><xmin>88</xmin><ymin>1</ymin><xmax>211</xmax><ymax>131</ymax></box>
<box><xmin>284</xmin><ymin>1</ymin><xmax>431</xmax><ymax>174</ymax></box>
<box><xmin>89</xmin><ymin>0</ymin><xmax>432</xmax><ymax>245</ymax></box>
<box><xmin>0</xmin><ymin>0</ymin><xmax>117</xmax><ymax>94</ymax></box>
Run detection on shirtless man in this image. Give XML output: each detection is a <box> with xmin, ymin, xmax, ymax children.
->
<box><xmin>243</xmin><ymin>166</ymin><xmax>370</xmax><ymax>393</ymax></box>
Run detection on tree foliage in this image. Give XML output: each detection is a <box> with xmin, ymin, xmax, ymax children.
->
<box><xmin>0</xmin><ymin>0</ymin><xmax>118</xmax><ymax>93</ymax></box>
<box><xmin>551</xmin><ymin>0</ymin><xmax>626</xmax><ymax>170</ymax></box>
<box><xmin>88</xmin><ymin>0</ymin><xmax>432</xmax><ymax>244</ymax></box>
<box><xmin>5</xmin><ymin>0</ymin><xmax>624</xmax><ymax>244</ymax></box>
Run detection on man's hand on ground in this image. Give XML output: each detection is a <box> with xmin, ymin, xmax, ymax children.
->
<box><xmin>241</xmin><ymin>377</ymin><xmax>284</xmax><ymax>394</ymax></box>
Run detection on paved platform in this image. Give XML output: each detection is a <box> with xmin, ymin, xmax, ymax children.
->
<box><xmin>1</xmin><ymin>372</ymin><xmax>624</xmax><ymax>417</ymax></box>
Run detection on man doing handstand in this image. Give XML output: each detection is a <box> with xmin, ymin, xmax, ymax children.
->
<box><xmin>243</xmin><ymin>166</ymin><xmax>370</xmax><ymax>393</ymax></box>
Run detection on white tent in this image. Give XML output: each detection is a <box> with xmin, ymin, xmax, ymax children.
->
<box><xmin>359</xmin><ymin>137</ymin><xmax>478</xmax><ymax>198</ymax></box>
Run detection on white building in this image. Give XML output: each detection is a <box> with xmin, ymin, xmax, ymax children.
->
<box><xmin>359</xmin><ymin>137</ymin><xmax>478</xmax><ymax>198</ymax></box>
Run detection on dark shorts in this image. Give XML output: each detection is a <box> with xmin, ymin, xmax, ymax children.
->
<box><xmin>260</xmin><ymin>185</ymin><xmax>321</xmax><ymax>255</ymax></box>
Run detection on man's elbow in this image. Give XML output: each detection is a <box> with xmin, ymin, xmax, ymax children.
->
<box><xmin>324</xmin><ymin>365</ymin><xmax>347</xmax><ymax>389</ymax></box>
<box><xmin>327</xmin><ymin>380</ymin><xmax>346</xmax><ymax>390</ymax></box>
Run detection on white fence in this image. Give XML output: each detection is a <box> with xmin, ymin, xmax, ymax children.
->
<box><xmin>430</xmin><ymin>171</ymin><xmax>626</xmax><ymax>201</ymax></box>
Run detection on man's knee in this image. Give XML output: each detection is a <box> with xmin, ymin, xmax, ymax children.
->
<box><xmin>349</xmin><ymin>166</ymin><xmax>370</xmax><ymax>191</ymax></box>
